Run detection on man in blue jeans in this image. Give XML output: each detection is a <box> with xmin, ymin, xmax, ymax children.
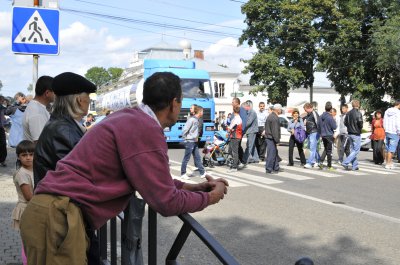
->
<box><xmin>303</xmin><ymin>103</ymin><xmax>321</xmax><ymax>168</ymax></box>
<box><xmin>383</xmin><ymin>99</ymin><xmax>400</xmax><ymax>169</ymax></box>
<box><xmin>342</xmin><ymin>100</ymin><xmax>363</xmax><ymax>170</ymax></box>
<box><xmin>181</xmin><ymin>105</ymin><xmax>207</xmax><ymax>179</ymax></box>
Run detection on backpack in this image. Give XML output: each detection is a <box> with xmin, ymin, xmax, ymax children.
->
<box><xmin>294</xmin><ymin>127</ymin><xmax>307</xmax><ymax>143</ymax></box>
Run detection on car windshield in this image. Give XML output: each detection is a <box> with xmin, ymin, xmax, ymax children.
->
<box><xmin>181</xmin><ymin>79</ymin><xmax>212</xmax><ymax>98</ymax></box>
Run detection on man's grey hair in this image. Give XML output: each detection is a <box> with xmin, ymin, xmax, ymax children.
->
<box><xmin>245</xmin><ymin>100</ymin><xmax>253</xmax><ymax>108</ymax></box>
<box><xmin>52</xmin><ymin>92</ymin><xmax>89</xmax><ymax>120</ymax></box>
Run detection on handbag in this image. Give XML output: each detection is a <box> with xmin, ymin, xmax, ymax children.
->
<box><xmin>121</xmin><ymin>194</ymin><xmax>146</xmax><ymax>265</ymax></box>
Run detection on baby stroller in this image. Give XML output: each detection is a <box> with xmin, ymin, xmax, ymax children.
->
<box><xmin>202</xmin><ymin>130</ymin><xmax>233</xmax><ymax>168</ymax></box>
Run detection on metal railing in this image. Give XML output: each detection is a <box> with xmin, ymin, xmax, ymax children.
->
<box><xmin>98</xmin><ymin>206</ymin><xmax>239</xmax><ymax>265</ymax></box>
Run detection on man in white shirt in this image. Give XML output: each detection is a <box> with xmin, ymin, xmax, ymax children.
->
<box><xmin>383</xmin><ymin>100</ymin><xmax>400</xmax><ymax>169</ymax></box>
<box><xmin>255</xmin><ymin>102</ymin><xmax>268</xmax><ymax>161</ymax></box>
<box><xmin>23</xmin><ymin>76</ymin><xmax>55</xmax><ymax>142</ymax></box>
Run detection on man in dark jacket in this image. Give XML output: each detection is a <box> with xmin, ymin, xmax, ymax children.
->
<box><xmin>319</xmin><ymin>102</ymin><xmax>337</xmax><ymax>170</ymax></box>
<box><xmin>342</xmin><ymin>100</ymin><xmax>363</xmax><ymax>170</ymax></box>
<box><xmin>303</xmin><ymin>103</ymin><xmax>321</xmax><ymax>168</ymax></box>
<box><xmin>264</xmin><ymin>104</ymin><xmax>282</xmax><ymax>174</ymax></box>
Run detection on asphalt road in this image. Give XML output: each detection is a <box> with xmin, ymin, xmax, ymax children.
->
<box><xmin>153</xmin><ymin>144</ymin><xmax>400</xmax><ymax>265</ymax></box>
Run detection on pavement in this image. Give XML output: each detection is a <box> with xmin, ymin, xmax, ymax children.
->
<box><xmin>0</xmin><ymin>148</ymin><xmax>23</xmax><ymax>265</ymax></box>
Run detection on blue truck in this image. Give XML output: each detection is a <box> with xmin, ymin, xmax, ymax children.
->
<box><xmin>96</xmin><ymin>59</ymin><xmax>216</xmax><ymax>145</ymax></box>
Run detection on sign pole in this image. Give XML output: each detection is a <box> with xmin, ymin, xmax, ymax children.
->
<box><xmin>32</xmin><ymin>0</ymin><xmax>39</xmax><ymax>95</ymax></box>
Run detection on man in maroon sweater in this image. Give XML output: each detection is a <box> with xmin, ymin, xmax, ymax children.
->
<box><xmin>20</xmin><ymin>72</ymin><xmax>228</xmax><ymax>265</ymax></box>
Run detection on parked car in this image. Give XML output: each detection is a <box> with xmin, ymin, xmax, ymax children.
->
<box><xmin>278</xmin><ymin>115</ymin><xmax>292</xmax><ymax>144</ymax></box>
<box><xmin>360</xmin><ymin>132</ymin><xmax>372</xmax><ymax>151</ymax></box>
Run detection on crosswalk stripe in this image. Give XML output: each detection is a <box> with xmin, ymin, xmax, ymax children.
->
<box><xmin>206</xmin><ymin>166</ymin><xmax>283</xmax><ymax>185</ymax></box>
<box><xmin>280</xmin><ymin>165</ymin><xmax>342</xmax><ymax>178</ymax></box>
<box><xmin>356</xmin><ymin>167</ymin><xmax>394</xmax><ymax>175</ymax></box>
<box><xmin>171</xmin><ymin>175</ymin><xmax>197</xmax><ymax>184</ymax></box>
<box><xmin>335</xmin><ymin>168</ymin><xmax>365</xmax><ymax>175</ymax></box>
<box><xmin>210</xmin><ymin>171</ymin><xmax>281</xmax><ymax>187</ymax></box>
<box><xmin>242</xmin><ymin>164</ymin><xmax>314</xmax><ymax>180</ymax></box>
<box><xmin>169</xmin><ymin>165</ymin><xmax>248</xmax><ymax>187</ymax></box>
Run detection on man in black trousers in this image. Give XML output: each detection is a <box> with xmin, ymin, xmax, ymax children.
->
<box><xmin>264</xmin><ymin>104</ymin><xmax>282</xmax><ymax>174</ymax></box>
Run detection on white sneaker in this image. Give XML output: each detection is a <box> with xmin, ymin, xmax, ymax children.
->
<box><xmin>384</xmin><ymin>164</ymin><xmax>394</xmax><ymax>170</ymax></box>
<box><xmin>200</xmin><ymin>172</ymin><xmax>208</xmax><ymax>178</ymax></box>
<box><xmin>180</xmin><ymin>173</ymin><xmax>190</xmax><ymax>180</ymax></box>
<box><xmin>304</xmin><ymin>164</ymin><xmax>312</xmax><ymax>169</ymax></box>
<box><xmin>227</xmin><ymin>168</ymin><xmax>238</xmax><ymax>173</ymax></box>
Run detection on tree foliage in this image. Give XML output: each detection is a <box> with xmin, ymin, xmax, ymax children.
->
<box><xmin>0</xmin><ymin>80</ymin><xmax>3</xmax><ymax>91</ymax></box>
<box><xmin>319</xmin><ymin>1</ymin><xmax>400</xmax><ymax>113</ymax></box>
<box><xmin>85</xmin><ymin>66</ymin><xmax>123</xmax><ymax>87</ymax></box>
<box><xmin>108</xmin><ymin>67</ymin><xmax>124</xmax><ymax>83</ymax></box>
<box><xmin>27</xmin><ymin>83</ymin><xmax>33</xmax><ymax>92</ymax></box>
<box><xmin>240</xmin><ymin>0</ymin><xmax>339</xmax><ymax>104</ymax></box>
<box><xmin>240</xmin><ymin>0</ymin><xmax>400</xmax><ymax>112</ymax></box>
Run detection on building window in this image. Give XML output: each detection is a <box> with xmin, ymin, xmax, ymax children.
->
<box><xmin>214</xmin><ymin>82</ymin><xmax>219</xmax><ymax>98</ymax></box>
<box><xmin>218</xmin><ymin>83</ymin><xmax>225</xmax><ymax>97</ymax></box>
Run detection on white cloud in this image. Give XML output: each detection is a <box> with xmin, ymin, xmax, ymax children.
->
<box><xmin>15</xmin><ymin>54</ymin><xmax>31</xmax><ymax>64</ymax></box>
<box><xmin>0</xmin><ymin>37</ymin><xmax>9</xmax><ymax>50</ymax></box>
<box><xmin>0</xmin><ymin>12</ymin><xmax>11</xmax><ymax>34</ymax></box>
<box><xmin>204</xmin><ymin>37</ymin><xmax>256</xmax><ymax>71</ymax></box>
<box><xmin>105</xmin><ymin>36</ymin><xmax>131</xmax><ymax>51</ymax></box>
<box><xmin>60</xmin><ymin>22</ymin><xmax>99</xmax><ymax>50</ymax></box>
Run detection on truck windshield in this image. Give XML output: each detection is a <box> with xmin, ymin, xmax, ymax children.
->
<box><xmin>181</xmin><ymin>79</ymin><xmax>212</xmax><ymax>98</ymax></box>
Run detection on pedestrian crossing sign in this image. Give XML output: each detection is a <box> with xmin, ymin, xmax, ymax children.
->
<box><xmin>12</xmin><ymin>6</ymin><xmax>60</xmax><ymax>55</ymax></box>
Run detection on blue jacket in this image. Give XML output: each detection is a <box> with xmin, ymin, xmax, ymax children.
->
<box><xmin>319</xmin><ymin>112</ymin><xmax>337</xmax><ymax>137</ymax></box>
<box><xmin>287</xmin><ymin>118</ymin><xmax>304</xmax><ymax>132</ymax></box>
<box><xmin>239</xmin><ymin>107</ymin><xmax>248</xmax><ymax>132</ymax></box>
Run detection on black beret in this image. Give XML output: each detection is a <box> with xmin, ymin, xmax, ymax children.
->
<box><xmin>52</xmin><ymin>72</ymin><xmax>97</xmax><ymax>96</ymax></box>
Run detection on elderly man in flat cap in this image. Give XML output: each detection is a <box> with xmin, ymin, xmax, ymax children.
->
<box><xmin>33</xmin><ymin>72</ymin><xmax>97</xmax><ymax>186</ymax></box>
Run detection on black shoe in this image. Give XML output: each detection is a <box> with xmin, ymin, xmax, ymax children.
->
<box><xmin>266</xmin><ymin>170</ymin><xmax>277</xmax><ymax>174</ymax></box>
<box><xmin>275</xmin><ymin>168</ymin><xmax>284</xmax><ymax>172</ymax></box>
<box><xmin>0</xmin><ymin>162</ymin><xmax>6</xmax><ymax>167</ymax></box>
<box><xmin>287</xmin><ymin>163</ymin><xmax>294</xmax><ymax>166</ymax></box>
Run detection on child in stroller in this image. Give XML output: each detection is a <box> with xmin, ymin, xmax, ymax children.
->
<box><xmin>202</xmin><ymin>130</ymin><xmax>233</xmax><ymax>167</ymax></box>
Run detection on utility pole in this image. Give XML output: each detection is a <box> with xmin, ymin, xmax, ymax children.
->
<box><xmin>32</xmin><ymin>0</ymin><xmax>40</xmax><ymax>95</ymax></box>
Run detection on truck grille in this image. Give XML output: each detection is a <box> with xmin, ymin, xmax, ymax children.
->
<box><xmin>179</xmin><ymin>108</ymin><xmax>212</xmax><ymax>122</ymax></box>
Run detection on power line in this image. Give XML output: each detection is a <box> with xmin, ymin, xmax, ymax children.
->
<box><xmin>66</xmin><ymin>11</ymin><xmax>243</xmax><ymax>48</ymax></box>
<box><xmin>68</xmin><ymin>0</ymin><xmax>244</xmax><ymax>31</ymax></box>
<box><xmin>61</xmin><ymin>8</ymin><xmax>242</xmax><ymax>38</ymax></box>
<box><xmin>228</xmin><ymin>0</ymin><xmax>246</xmax><ymax>3</ymax></box>
<box><xmin>150</xmin><ymin>0</ymin><xmax>240</xmax><ymax>19</ymax></box>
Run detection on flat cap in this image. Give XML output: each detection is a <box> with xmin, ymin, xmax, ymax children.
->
<box><xmin>52</xmin><ymin>72</ymin><xmax>97</xmax><ymax>96</ymax></box>
<box><xmin>273</xmin><ymin>103</ymin><xmax>282</xmax><ymax>110</ymax></box>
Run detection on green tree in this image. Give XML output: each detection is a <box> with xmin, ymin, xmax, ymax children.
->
<box><xmin>27</xmin><ymin>83</ymin><xmax>33</xmax><ymax>92</ymax></box>
<box><xmin>319</xmin><ymin>1</ymin><xmax>400</xmax><ymax>113</ymax></box>
<box><xmin>85</xmin><ymin>67</ymin><xmax>111</xmax><ymax>87</ymax></box>
<box><xmin>0</xmin><ymin>80</ymin><xmax>3</xmax><ymax>92</ymax></box>
<box><xmin>239</xmin><ymin>0</ymin><xmax>339</xmax><ymax>104</ymax></box>
<box><xmin>107</xmin><ymin>67</ymin><xmax>123</xmax><ymax>83</ymax></box>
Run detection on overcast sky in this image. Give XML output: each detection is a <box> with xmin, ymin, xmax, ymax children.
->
<box><xmin>0</xmin><ymin>0</ymin><xmax>255</xmax><ymax>97</ymax></box>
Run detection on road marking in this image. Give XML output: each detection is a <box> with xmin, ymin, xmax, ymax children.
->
<box><xmin>229</xmin><ymin>176</ymin><xmax>400</xmax><ymax>224</ymax></box>
<box><xmin>280</xmin><ymin>165</ymin><xmax>342</xmax><ymax>178</ymax></box>
<box><xmin>244</xmin><ymin>164</ymin><xmax>314</xmax><ymax>180</ymax></box>
<box><xmin>169</xmin><ymin>165</ymin><xmax>247</xmax><ymax>187</ymax></box>
<box><xmin>170</xmin><ymin>160</ymin><xmax>282</xmax><ymax>185</ymax></box>
<box><xmin>207</xmin><ymin>166</ymin><xmax>283</xmax><ymax>185</ymax></box>
<box><xmin>356</xmin><ymin>167</ymin><xmax>394</xmax><ymax>175</ymax></box>
<box><xmin>170</xmin><ymin>160</ymin><xmax>400</xmax><ymax>223</ymax></box>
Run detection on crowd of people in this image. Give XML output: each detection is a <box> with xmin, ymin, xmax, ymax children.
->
<box><xmin>208</xmin><ymin>98</ymin><xmax>400</xmax><ymax>174</ymax></box>
<box><xmin>0</xmin><ymin>72</ymin><xmax>229</xmax><ymax>265</ymax></box>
